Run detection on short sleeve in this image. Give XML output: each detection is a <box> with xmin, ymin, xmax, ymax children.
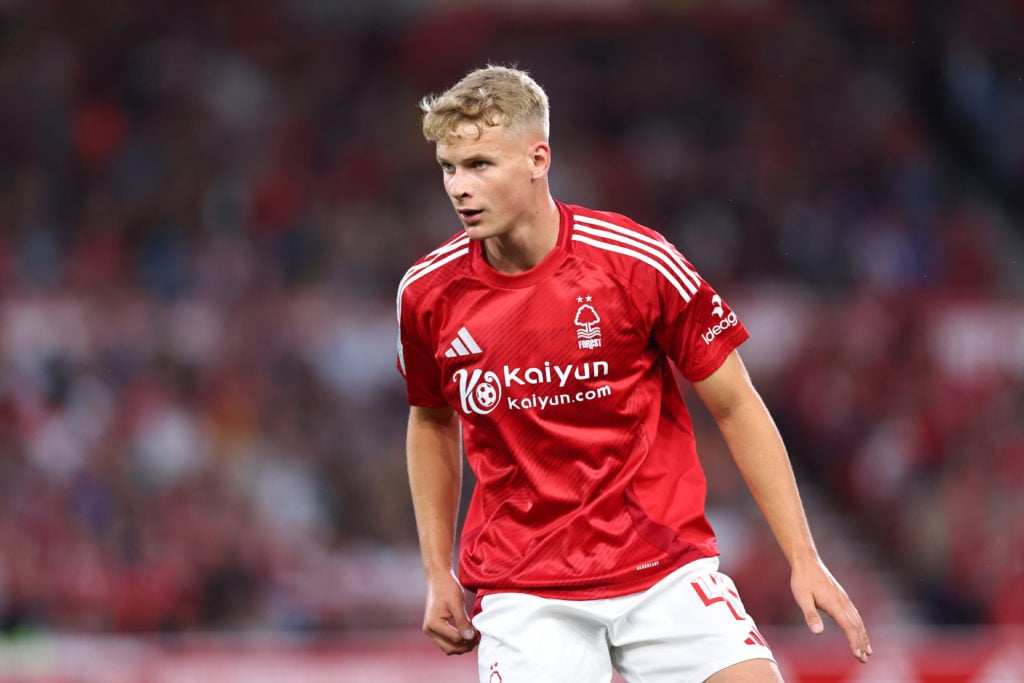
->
<box><xmin>397</xmin><ymin>295</ymin><xmax>449</xmax><ymax>408</ymax></box>
<box><xmin>649</xmin><ymin>248</ymin><xmax>749</xmax><ymax>382</ymax></box>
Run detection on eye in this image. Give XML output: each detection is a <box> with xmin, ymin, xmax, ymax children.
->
<box><xmin>472</xmin><ymin>160</ymin><xmax>488</xmax><ymax>169</ymax></box>
<box><xmin>439</xmin><ymin>162</ymin><xmax>454</xmax><ymax>173</ymax></box>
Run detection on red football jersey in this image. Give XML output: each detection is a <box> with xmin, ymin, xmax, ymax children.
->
<box><xmin>397</xmin><ymin>201</ymin><xmax>749</xmax><ymax>601</ymax></box>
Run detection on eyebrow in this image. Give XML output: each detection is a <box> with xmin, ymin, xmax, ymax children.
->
<box><xmin>436</xmin><ymin>153</ymin><xmax>492</xmax><ymax>165</ymax></box>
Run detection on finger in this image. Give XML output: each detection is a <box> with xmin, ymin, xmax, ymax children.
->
<box><xmin>451</xmin><ymin>606</ymin><xmax>477</xmax><ymax>642</ymax></box>
<box><xmin>845</xmin><ymin>611</ymin><xmax>871</xmax><ymax>663</ymax></box>
<box><xmin>425</xmin><ymin>619</ymin><xmax>477</xmax><ymax>654</ymax></box>
<box><xmin>423</xmin><ymin>609</ymin><xmax>464</xmax><ymax>647</ymax></box>
<box><xmin>422</xmin><ymin>600</ymin><xmax>478</xmax><ymax>654</ymax></box>
<box><xmin>819</xmin><ymin>595</ymin><xmax>871</xmax><ymax>663</ymax></box>
<box><xmin>793</xmin><ymin>590</ymin><xmax>825</xmax><ymax>635</ymax></box>
<box><xmin>436</xmin><ymin>606</ymin><xmax>477</xmax><ymax>644</ymax></box>
<box><xmin>837</xmin><ymin>607</ymin><xmax>867</xmax><ymax>662</ymax></box>
<box><xmin>439</xmin><ymin>633</ymin><xmax>478</xmax><ymax>656</ymax></box>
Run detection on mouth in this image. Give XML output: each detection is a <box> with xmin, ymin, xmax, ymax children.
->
<box><xmin>458</xmin><ymin>209</ymin><xmax>483</xmax><ymax>224</ymax></box>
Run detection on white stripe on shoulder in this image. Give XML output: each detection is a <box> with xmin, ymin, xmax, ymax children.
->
<box><xmin>397</xmin><ymin>235</ymin><xmax>469</xmax><ymax>296</ymax></box>
<box><xmin>399</xmin><ymin>235</ymin><xmax>470</xmax><ymax>287</ymax></box>
<box><xmin>573</xmin><ymin>214</ymin><xmax>700</xmax><ymax>293</ymax></box>
<box><xmin>572</xmin><ymin>233</ymin><xmax>692</xmax><ymax>302</ymax></box>
<box><xmin>396</xmin><ymin>240</ymin><xmax>469</xmax><ymax>321</ymax></box>
<box><xmin>574</xmin><ymin>223</ymin><xmax>699</xmax><ymax>297</ymax></box>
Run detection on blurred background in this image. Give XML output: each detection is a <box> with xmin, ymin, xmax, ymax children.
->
<box><xmin>0</xmin><ymin>0</ymin><xmax>1021</xmax><ymax>681</ymax></box>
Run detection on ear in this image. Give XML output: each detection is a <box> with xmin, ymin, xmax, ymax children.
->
<box><xmin>527</xmin><ymin>141</ymin><xmax>551</xmax><ymax>180</ymax></box>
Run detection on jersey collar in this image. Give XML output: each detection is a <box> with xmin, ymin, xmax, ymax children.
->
<box><xmin>470</xmin><ymin>200</ymin><xmax>572</xmax><ymax>289</ymax></box>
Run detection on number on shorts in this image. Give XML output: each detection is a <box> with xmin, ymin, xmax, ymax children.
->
<box><xmin>691</xmin><ymin>574</ymin><xmax>747</xmax><ymax>621</ymax></box>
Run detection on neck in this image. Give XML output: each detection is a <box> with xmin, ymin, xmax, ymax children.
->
<box><xmin>483</xmin><ymin>196</ymin><xmax>560</xmax><ymax>274</ymax></box>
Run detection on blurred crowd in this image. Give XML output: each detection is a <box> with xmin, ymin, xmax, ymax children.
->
<box><xmin>0</xmin><ymin>0</ymin><xmax>1021</xmax><ymax>634</ymax></box>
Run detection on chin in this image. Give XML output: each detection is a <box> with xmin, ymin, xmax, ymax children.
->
<box><xmin>464</xmin><ymin>224</ymin><xmax>494</xmax><ymax>240</ymax></box>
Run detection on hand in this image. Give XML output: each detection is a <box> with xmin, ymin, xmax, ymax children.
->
<box><xmin>422</xmin><ymin>570</ymin><xmax>479</xmax><ymax>655</ymax></box>
<box><xmin>790</xmin><ymin>557</ymin><xmax>872</xmax><ymax>663</ymax></box>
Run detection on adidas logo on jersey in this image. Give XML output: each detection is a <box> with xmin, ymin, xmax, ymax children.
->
<box><xmin>445</xmin><ymin>326</ymin><xmax>483</xmax><ymax>358</ymax></box>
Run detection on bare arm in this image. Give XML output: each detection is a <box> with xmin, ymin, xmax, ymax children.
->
<box><xmin>693</xmin><ymin>351</ymin><xmax>872</xmax><ymax>663</ymax></box>
<box><xmin>406</xmin><ymin>404</ymin><xmax>478</xmax><ymax>655</ymax></box>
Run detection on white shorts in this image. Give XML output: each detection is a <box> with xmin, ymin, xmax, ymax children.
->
<box><xmin>472</xmin><ymin>557</ymin><xmax>775</xmax><ymax>683</ymax></box>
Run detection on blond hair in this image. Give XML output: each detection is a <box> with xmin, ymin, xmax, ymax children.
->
<box><xmin>419</xmin><ymin>65</ymin><xmax>550</xmax><ymax>143</ymax></box>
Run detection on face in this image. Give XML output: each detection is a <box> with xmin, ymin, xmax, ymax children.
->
<box><xmin>435</xmin><ymin>122</ymin><xmax>549</xmax><ymax>241</ymax></box>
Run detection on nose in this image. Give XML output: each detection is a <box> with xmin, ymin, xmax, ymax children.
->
<box><xmin>446</xmin><ymin>169</ymin><xmax>470</xmax><ymax>201</ymax></box>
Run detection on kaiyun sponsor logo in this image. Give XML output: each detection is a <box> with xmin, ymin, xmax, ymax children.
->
<box><xmin>453</xmin><ymin>361</ymin><xmax>612</xmax><ymax>416</ymax></box>
<box><xmin>506</xmin><ymin>385</ymin><xmax>613</xmax><ymax>411</ymax></box>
